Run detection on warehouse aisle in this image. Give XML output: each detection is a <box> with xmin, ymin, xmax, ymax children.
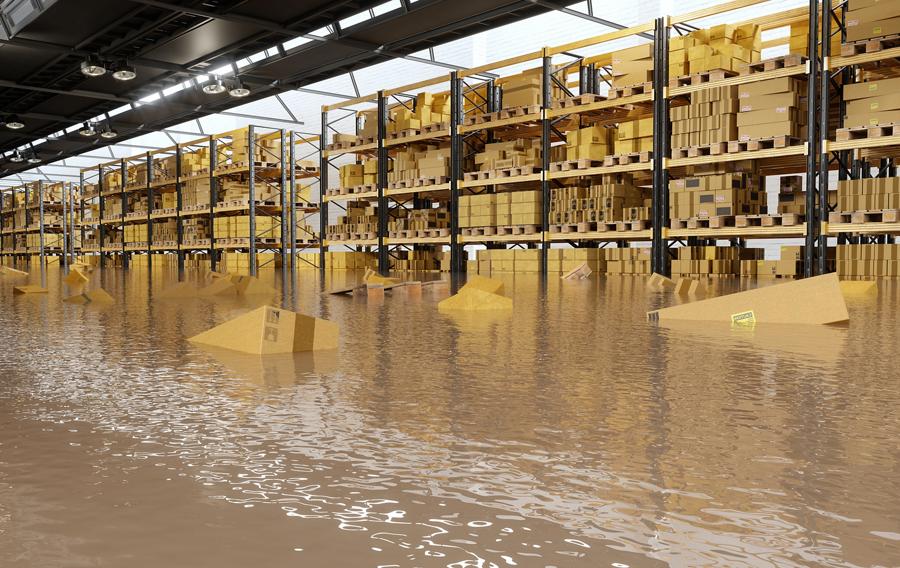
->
<box><xmin>1</xmin><ymin>269</ymin><xmax>898</xmax><ymax>567</ymax></box>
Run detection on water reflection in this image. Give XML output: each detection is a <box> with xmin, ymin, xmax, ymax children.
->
<box><xmin>0</xmin><ymin>266</ymin><xmax>898</xmax><ymax>567</ymax></box>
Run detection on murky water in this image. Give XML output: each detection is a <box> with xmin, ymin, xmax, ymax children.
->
<box><xmin>1</xmin><ymin>266</ymin><xmax>898</xmax><ymax>567</ymax></box>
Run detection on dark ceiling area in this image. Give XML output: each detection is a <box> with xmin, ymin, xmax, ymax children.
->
<box><xmin>0</xmin><ymin>0</ymin><xmax>577</xmax><ymax>178</ymax></box>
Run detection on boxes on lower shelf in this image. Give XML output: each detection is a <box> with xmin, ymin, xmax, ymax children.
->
<box><xmin>604</xmin><ymin>247</ymin><xmax>651</xmax><ymax>275</ymax></box>
<box><xmin>551</xmin><ymin>174</ymin><xmax>651</xmax><ymax>224</ymax></box>
<box><xmin>741</xmin><ymin>246</ymin><xmax>835</xmax><ymax>278</ymax></box>
<box><xmin>460</xmin><ymin>190</ymin><xmax>543</xmax><ymax>228</ymax></box>
<box><xmin>837</xmin><ymin>244</ymin><xmax>900</xmax><ymax>279</ymax></box>
<box><xmin>673</xmin><ymin>246</ymin><xmax>764</xmax><ymax>277</ymax></box>
<box><xmin>837</xmin><ymin>176</ymin><xmax>900</xmax><ymax>212</ymax></box>
<box><xmin>669</xmin><ymin>172</ymin><xmax>765</xmax><ymax>219</ymax></box>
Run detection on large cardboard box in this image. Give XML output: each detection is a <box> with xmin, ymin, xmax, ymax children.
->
<box><xmin>846</xmin><ymin>14</ymin><xmax>900</xmax><ymax>42</ymax></box>
<box><xmin>844</xmin><ymin>77</ymin><xmax>900</xmax><ymax>101</ymax></box>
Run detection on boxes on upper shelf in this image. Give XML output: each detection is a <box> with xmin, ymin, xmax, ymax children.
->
<box><xmin>837</xmin><ymin>243</ymin><xmax>900</xmax><ymax>279</ymax></box>
<box><xmin>615</xmin><ymin>117</ymin><xmax>653</xmax><ymax>154</ymax></box>
<box><xmin>472</xmin><ymin>138</ymin><xmax>541</xmax><ymax>173</ymax></box>
<box><xmin>669</xmin><ymin>173</ymin><xmax>765</xmax><ymax>220</ymax></box>
<box><xmin>550</xmin><ymin>174</ymin><xmax>650</xmax><ymax>224</ymax></box>
<box><xmin>843</xmin><ymin>77</ymin><xmax>900</xmax><ymax>127</ymax></box>
<box><xmin>669</xmin><ymin>23</ymin><xmax>760</xmax><ymax>78</ymax></box>
<box><xmin>612</xmin><ymin>43</ymin><xmax>653</xmax><ymax>87</ymax></box>
<box><xmin>737</xmin><ymin>77</ymin><xmax>807</xmax><ymax>141</ymax></box>
<box><xmin>845</xmin><ymin>0</ymin><xmax>900</xmax><ymax>42</ymax></box>
<box><xmin>671</xmin><ymin>86</ymin><xmax>739</xmax><ymax>149</ymax></box>
<box><xmin>672</xmin><ymin>246</ymin><xmax>763</xmax><ymax>277</ymax></box>
<box><xmin>837</xmin><ymin>176</ymin><xmax>900</xmax><ymax>211</ymax></box>
<box><xmin>565</xmin><ymin>125</ymin><xmax>614</xmax><ymax>160</ymax></box>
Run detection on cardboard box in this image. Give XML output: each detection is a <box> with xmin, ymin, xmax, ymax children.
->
<box><xmin>846</xmin><ymin>14</ymin><xmax>900</xmax><ymax>42</ymax></box>
<box><xmin>738</xmin><ymin>121</ymin><xmax>803</xmax><ymax>140</ymax></box>
<box><xmin>739</xmin><ymin>92</ymin><xmax>801</xmax><ymax>112</ymax></box>
<box><xmin>844</xmin><ymin>77</ymin><xmax>900</xmax><ymax>101</ymax></box>
<box><xmin>844</xmin><ymin>109</ymin><xmax>900</xmax><ymax>127</ymax></box>
<box><xmin>738</xmin><ymin>77</ymin><xmax>799</xmax><ymax>99</ymax></box>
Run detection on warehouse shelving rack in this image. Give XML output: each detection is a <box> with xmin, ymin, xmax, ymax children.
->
<box><xmin>0</xmin><ymin>181</ymin><xmax>69</xmax><ymax>268</ymax></box>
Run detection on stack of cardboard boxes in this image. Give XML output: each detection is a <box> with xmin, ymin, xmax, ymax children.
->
<box><xmin>228</xmin><ymin>129</ymin><xmax>282</xmax><ymax>165</ymax></box>
<box><xmin>742</xmin><ymin>246</ymin><xmax>835</xmax><ymax>278</ymax></box>
<box><xmin>389</xmin><ymin>144</ymin><xmax>452</xmax><ymax>186</ymax></box>
<box><xmin>212</xmin><ymin>215</ymin><xmax>287</xmax><ymax>240</ymax></box>
<box><xmin>388</xmin><ymin>207</ymin><xmax>450</xmax><ymax>233</ymax></box>
<box><xmin>738</xmin><ymin>78</ymin><xmax>807</xmax><ymax>141</ymax></box>
<box><xmin>294</xmin><ymin>251</ymin><xmax>376</xmax><ymax>270</ymax></box>
<box><xmin>25</xmin><ymin>233</ymin><xmax>64</xmax><ymax>250</ymax></box>
<box><xmin>565</xmin><ymin>125</ymin><xmax>614</xmax><ymax>161</ymax></box>
<box><xmin>837</xmin><ymin>176</ymin><xmax>900</xmax><ymax>211</ymax></box>
<box><xmin>151</xmin><ymin>219</ymin><xmax>178</xmax><ymax>244</ymax></box>
<box><xmin>550</xmin><ymin>175</ymin><xmax>651</xmax><ymax>224</ymax></box>
<box><xmin>326</xmin><ymin>201</ymin><xmax>379</xmax><ymax>239</ymax></box>
<box><xmin>669</xmin><ymin>24</ymin><xmax>761</xmax><ymax>78</ymax></box>
<box><xmin>475</xmin><ymin>249</ymin><xmax>564</xmax><ymax>274</ymax></box>
<box><xmin>391</xmin><ymin>250</ymin><xmax>442</xmax><ymax>271</ymax></box>
<box><xmin>612</xmin><ymin>44</ymin><xmax>653</xmax><ymax>88</ymax></box>
<box><xmin>777</xmin><ymin>175</ymin><xmax>838</xmax><ymax>215</ymax></box>
<box><xmin>843</xmin><ymin>77</ymin><xmax>900</xmax><ymax>128</ymax></box>
<box><xmin>181</xmin><ymin>177</ymin><xmax>214</xmax><ymax>208</ymax></box>
<box><xmin>671</xmin><ymin>86</ymin><xmax>739</xmax><ymax>149</ymax></box>
<box><xmin>671</xmin><ymin>246</ymin><xmax>763</xmax><ymax>277</ymax></box>
<box><xmin>124</xmin><ymin>223</ymin><xmax>148</xmax><ymax>245</ymax></box>
<box><xmin>789</xmin><ymin>19</ymin><xmax>841</xmax><ymax>56</ymax></box>
<box><xmin>846</xmin><ymin>0</ymin><xmax>900</xmax><ymax>42</ymax></box>
<box><xmin>837</xmin><ymin>244</ymin><xmax>900</xmax><ymax>278</ymax></box>
<box><xmin>614</xmin><ymin>118</ymin><xmax>653</xmax><ymax>155</ymax></box>
<box><xmin>669</xmin><ymin>172</ymin><xmax>765</xmax><ymax>220</ymax></box>
<box><xmin>604</xmin><ymin>247</ymin><xmax>651</xmax><ymax>275</ymax></box>
<box><xmin>474</xmin><ymin>139</ymin><xmax>541</xmax><ymax>173</ymax></box>
<box><xmin>499</xmin><ymin>70</ymin><xmax>561</xmax><ymax>108</ymax></box>
<box><xmin>215</xmin><ymin>180</ymin><xmax>279</xmax><ymax>204</ymax></box>
<box><xmin>459</xmin><ymin>190</ymin><xmax>543</xmax><ymax>228</ymax></box>
<box><xmin>182</xmin><ymin>218</ymin><xmax>210</xmax><ymax>243</ymax></box>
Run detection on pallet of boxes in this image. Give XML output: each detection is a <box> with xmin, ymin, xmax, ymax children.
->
<box><xmin>326</xmin><ymin>201</ymin><xmax>378</xmax><ymax>241</ymax></box>
<box><xmin>459</xmin><ymin>189</ymin><xmax>543</xmax><ymax>236</ymax></box>
<box><xmin>844</xmin><ymin>0</ymin><xmax>900</xmax><ymax>49</ymax></box>
<box><xmin>672</xmin><ymin>246</ymin><xmax>763</xmax><ymax>278</ymax></box>
<box><xmin>742</xmin><ymin>246</ymin><xmax>836</xmax><ymax>279</ymax></box>
<box><xmin>550</xmin><ymin>174</ymin><xmax>651</xmax><ymax>233</ymax></box>
<box><xmin>839</xmin><ymin>76</ymin><xmax>900</xmax><ymax>136</ymax></box>
<box><xmin>831</xmin><ymin>174</ymin><xmax>900</xmax><ymax>225</ymax></box>
<box><xmin>669</xmin><ymin>167</ymin><xmax>766</xmax><ymax>230</ymax></box>
<box><xmin>388</xmin><ymin>144</ymin><xmax>451</xmax><ymax>189</ymax></box>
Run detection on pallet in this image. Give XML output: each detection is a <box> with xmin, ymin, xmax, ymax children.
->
<box><xmin>216</xmin><ymin>199</ymin><xmax>277</xmax><ymax>208</ymax></box>
<box><xmin>671</xmin><ymin>142</ymin><xmax>726</xmax><ymax>159</ymax></box>
<box><xmin>463</xmin><ymin>166</ymin><xmax>540</xmax><ymax>182</ymax></box>
<box><xmin>840</xmin><ymin>34</ymin><xmax>900</xmax><ymax>57</ymax></box>
<box><xmin>726</xmin><ymin>136</ymin><xmax>801</xmax><ymax>152</ymax></box>
<box><xmin>735</xmin><ymin>213</ymin><xmax>803</xmax><ymax>227</ymax></box>
<box><xmin>552</xmin><ymin>93</ymin><xmax>606</xmax><ymax>109</ymax></box>
<box><xmin>835</xmin><ymin>123</ymin><xmax>900</xmax><ymax>140</ymax></box>
<box><xmin>741</xmin><ymin>54</ymin><xmax>806</xmax><ymax>74</ymax></box>
<box><xmin>548</xmin><ymin>223</ymin><xmax>580</xmax><ymax>233</ymax></box>
<box><xmin>495</xmin><ymin>224</ymin><xmax>540</xmax><ymax>236</ymax></box>
<box><xmin>387</xmin><ymin>128</ymin><xmax>420</xmax><ymax>140</ymax></box>
<box><xmin>388</xmin><ymin>176</ymin><xmax>450</xmax><ymax>190</ymax></box>
<box><xmin>670</xmin><ymin>216</ymin><xmax>736</xmax><ymax>229</ymax></box>
<box><xmin>182</xmin><ymin>239</ymin><xmax>211</xmax><ymax>248</ymax></box>
<box><xmin>214</xmin><ymin>162</ymin><xmax>247</xmax><ymax>173</ymax></box>
<box><xmin>669</xmin><ymin>69</ymin><xmax>738</xmax><ymax>88</ymax></box>
<box><xmin>461</xmin><ymin>226</ymin><xmax>497</xmax><ymax>236</ymax></box>
<box><xmin>602</xmin><ymin>151</ymin><xmax>652</xmax><ymax>166</ymax></box>
<box><xmin>325</xmin><ymin>136</ymin><xmax>376</xmax><ymax>151</ymax></box>
<box><xmin>608</xmin><ymin>82</ymin><xmax>651</xmax><ymax>100</ymax></box>
<box><xmin>829</xmin><ymin>209</ymin><xmax>900</xmax><ymax>224</ymax></box>
<box><xmin>462</xmin><ymin>104</ymin><xmax>541</xmax><ymax>126</ymax></box>
<box><xmin>422</xmin><ymin>121</ymin><xmax>450</xmax><ymax>134</ymax></box>
<box><xmin>547</xmin><ymin>158</ymin><xmax>605</xmax><ymax>172</ymax></box>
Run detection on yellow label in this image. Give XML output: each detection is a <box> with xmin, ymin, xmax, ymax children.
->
<box><xmin>871</xmin><ymin>102</ymin><xmax>879</xmax><ymax>110</ymax></box>
<box><xmin>731</xmin><ymin>310</ymin><xmax>756</xmax><ymax>325</ymax></box>
<box><xmin>869</xmin><ymin>118</ymin><xmax>878</xmax><ymax>125</ymax></box>
<box><xmin>874</xmin><ymin>26</ymin><xmax>882</xmax><ymax>34</ymax></box>
<box><xmin>869</xmin><ymin>83</ymin><xmax>879</xmax><ymax>91</ymax></box>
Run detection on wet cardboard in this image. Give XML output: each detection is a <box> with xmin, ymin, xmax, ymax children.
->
<box><xmin>188</xmin><ymin>306</ymin><xmax>339</xmax><ymax>354</ymax></box>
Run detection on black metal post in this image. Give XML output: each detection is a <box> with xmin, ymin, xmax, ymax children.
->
<box><xmin>120</xmin><ymin>159</ymin><xmax>128</xmax><ymax>269</ymax></box>
<box><xmin>98</xmin><ymin>165</ymin><xmax>106</xmax><ymax>269</ymax></box>
<box><xmin>175</xmin><ymin>145</ymin><xmax>185</xmax><ymax>277</ymax></box>
<box><xmin>37</xmin><ymin>181</ymin><xmax>45</xmax><ymax>268</ymax></box>
<box><xmin>289</xmin><ymin>130</ymin><xmax>298</xmax><ymax>273</ymax></box>
<box><xmin>248</xmin><ymin>126</ymin><xmax>258</xmax><ymax>277</ymax></box>
<box><xmin>280</xmin><ymin>129</ymin><xmax>289</xmax><ymax>273</ymax></box>
<box><xmin>804</xmin><ymin>0</ymin><xmax>820</xmax><ymax>277</ymax></box>
<box><xmin>146</xmin><ymin>152</ymin><xmax>153</xmax><ymax>262</ymax></box>
<box><xmin>377</xmin><ymin>90</ymin><xmax>390</xmax><ymax>276</ymax></box>
<box><xmin>651</xmin><ymin>16</ymin><xmax>671</xmax><ymax>276</ymax></box>
<box><xmin>540</xmin><ymin>54</ymin><xmax>552</xmax><ymax>277</ymax></box>
<box><xmin>319</xmin><ymin>110</ymin><xmax>328</xmax><ymax>273</ymax></box>
<box><xmin>818</xmin><ymin>0</ymin><xmax>831</xmax><ymax>274</ymax></box>
<box><xmin>450</xmin><ymin>72</ymin><xmax>464</xmax><ymax>277</ymax></box>
<box><xmin>209</xmin><ymin>138</ymin><xmax>217</xmax><ymax>272</ymax></box>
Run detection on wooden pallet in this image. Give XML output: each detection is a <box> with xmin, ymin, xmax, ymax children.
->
<box><xmin>389</xmin><ymin>176</ymin><xmax>450</xmax><ymax>189</ymax></box>
<box><xmin>419</xmin><ymin>228</ymin><xmax>450</xmax><ymax>238</ymax></box>
<box><xmin>463</xmin><ymin>104</ymin><xmax>541</xmax><ymax>126</ymax></box>
<box><xmin>741</xmin><ymin>54</ymin><xmax>806</xmax><ymax>74</ymax></box>
<box><xmin>670</xmin><ymin>216</ymin><xmax>736</xmax><ymax>229</ymax></box>
<box><xmin>840</xmin><ymin>34</ymin><xmax>900</xmax><ymax>57</ymax></box>
<box><xmin>609</xmin><ymin>82</ymin><xmax>651</xmax><ymax>100</ymax></box>
<box><xmin>495</xmin><ymin>224</ymin><xmax>540</xmax><ymax>236</ymax></box>
<box><xmin>552</xmin><ymin>93</ymin><xmax>606</xmax><ymax>109</ymax></box>
<box><xmin>548</xmin><ymin>158</ymin><xmax>605</xmax><ymax>172</ymax></box>
<box><xmin>461</xmin><ymin>226</ymin><xmax>497</xmax><ymax>236</ymax></box>
<box><xmin>548</xmin><ymin>223</ymin><xmax>580</xmax><ymax>233</ymax></box>
<box><xmin>836</xmin><ymin>123</ymin><xmax>900</xmax><ymax>140</ymax></box>
<box><xmin>669</xmin><ymin>69</ymin><xmax>738</xmax><ymax>88</ymax></box>
<box><xmin>387</xmin><ymin>128</ymin><xmax>420</xmax><ymax>140</ymax></box>
<box><xmin>617</xmin><ymin>219</ymin><xmax>650</xmax><ymax>231</ymax></box>
<box><xmin>726</xmin><ymin>136</ymin><xmax>801</xmax><ymax>152</ymax></box>
<box><xmin>735</xmin><ymin>213</ymin><xmax>803</xmax><ymax>227</ymax></box>
<box><xmin>325</xmin><ymin>137</ymin><xmax>376</xmax><ymax>151</ymax></box>
<box><xmin>463</xmin><ymin>166</ymin><xmax>540</xmax><ymax>182</ymax></box>
<box><xmin>602</xmin><ymin>151</ymin><xmax>652</xmax><ymax>166</ymax></box>
<box><xmin>671</xmin><ymin>142</ymin><xmax>726</xmax><ymax>159</ymax></box>
<box><xmin>829</xmin><ymin>209</ymin><xmax>900</xmax><ymax>224</ymax></box>
<box><xmin>216</xmin><ymin>199</ymin><xmax>277</xmax><ymax>208</ymax></box>
<box><xmin>422</xmin><ymin>121</ymin><xmax>450</xmax><ymax>134</ymax></box>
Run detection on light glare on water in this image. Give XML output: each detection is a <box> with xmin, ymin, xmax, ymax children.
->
<box><xmin>0</xmin><ymin>266</ymin><xmax>898</xmax><ymax>567</ymax></box>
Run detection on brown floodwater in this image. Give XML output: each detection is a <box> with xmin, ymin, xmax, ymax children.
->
<box><xmin>1</xmin><ymin>265</ymin><xmax>899</xmax><ymax>567</ymax></box>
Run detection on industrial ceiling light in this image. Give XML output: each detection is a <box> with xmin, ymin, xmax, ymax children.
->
<box><xmin>111</xmin><ymin>60</ymin><xmax>136</xmax><ymax>81</ymax></box>
<box><xmin>79</xmin><ymin>122</ymin><xmax>96</xmax><ymax>137</ymax></box>
<box><xmin>26</xmin><ymin>153</ymin><xmax>40</xmax><ymax>164</ymax></box>
<box><xmin>228</xmin><ymin>80</ymin><xmax>250</xmax><ymax>98</ymax></box>
<box><xmin>10</xmin><ymin>150</ymin><xmax>24</xmax><ymax>163</ymax></box>
<box><xmin>100</xmin><ymin>125</ymin><xmax>118</xmax><ymax>139</ymax></box>
<box><xmin>80</xmin><ymin>55</ymin><xmax>107</xmax><ymax>77</ymax></box>
<box><xmin>5</xmin><ymin>115</ymin><xmax>25</xmax><ymax>129</ymax></box>
<box><xmin>202</xmin><ymin>75</ymin><xmax>227</xmax><ymax>94</ymax></box>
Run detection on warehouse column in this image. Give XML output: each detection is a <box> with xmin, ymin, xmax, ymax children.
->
<box><xmin>208</xmin><ymin>139</ymin><xmax>217</xmax><ymax>272</ymax></box>
<box><xmin>289</xmin><ymin>130</ymin><xmax>298</xmax><ymax>274</ymax></box>
<box><xmin>248</xmin><ymin>126</ymin><xmax>258</xmax><ymax>277</ymax></box>
<box><xmin>804</xmin><ymin>0</ymin><xmax>820</xmax><ymax>277</ymax></box>
<box><xmin>319</xmin><ymin>110</ymin><xmax>328</xmax><ymax>274</ymax></box>
<box><xmin>120</xmin><ymin>159</ymin><xmax>129</xmax><ymax>270</ymax></box>
<box><xmin>818</xmin><ymin>0</ymin><xmax>833</xmax><ymax>275</ymax></box>
<box><xmin>651</xmin><ymin>16</ymin><xmax>671</xmax><ymax>276</ymax></box>
<box><xmin>449</xmin><ymin>71</ymin><xmax>464</xmax><ymax>279</ymax></box>
<box><xmin>377</xmin><ymin>90</ymin><xmax>390</xmax><ymax>276</ymax></box>
<box><xmin>540</xmin><ymin>51</ymin><xmax>552</xmax><ymax>278</ymax></box>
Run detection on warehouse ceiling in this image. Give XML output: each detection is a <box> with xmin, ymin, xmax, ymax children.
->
<box><xmin>0</xmin><ymin>0</ymin><xmax>578</xmax><ymax>178</ymax></box>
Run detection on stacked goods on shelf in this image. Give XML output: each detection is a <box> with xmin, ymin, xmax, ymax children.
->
<box><xmin>386</xmin><ymin>93</ymin><xmax>453</xmax><ymax>135</ymax></box>
<box><xmin>438</xmin><ymin>250</ymin><xmax>470</xmax><ymax>272</ymax></box>
<box><xmin>669</xmin><ymin>24</ymin><xmax>760</xmax><ymax>78</ymax></box>
<box><xmin>604</xmin><ymin>248</ymin><xmax>651</xmax><ymax>275</ymax></box>
<box><xmin>228</xmin><ymin>129</ymin><xmax>283</xmax><ymax>164</ymax></box>
<box><xmin>611</xmin><ymin>44</ymin><xmax>653</xmax><ymax>88</ymax></box>
<box><xmin>777</xmin><ymin>175</ymin><xmax>838</xmax><ymax>215</ymax></box>
<box><xmin>216</xmin><ymin>180</ymin><xmax>279</xmax><ymax>204</ymax></box>
<box><xmin>182</xmin><ymin>218</ymin><xmax>210</xmax><ymax>243</ymax></box>
<box><xmin>338</xmin><ymin>160</ymin><xmax>385</xmax><ymax>189</ymax></box>
<box><xmin>550</xmin><ymin>174</ymin><xmax>651</xmax><ymax>224</ymax></box>
<box><xmin>737</xmin><ymin>78</ymin><xmax>807</xmax><ymax>141</ymax></box>
<box><xmin>156</xmin><ymin>190</ymin><xmax>177</xmax><ymax>210</ymax></box>
<box><xmin>389</xmin><ymin>144</ymin><xmax>451</xmax><ymax>185</ymax></box>
<box><xmin>129</xmin><ymin>192</ymin><xmax>162</xmax><ymax>215</ymax></box>
<box><xmin>128</xmin><ymin>162</ymin><xmax>148</xmax><ymax>187</ymax></box>
<box><xmin>181</xmin><ymin>148</ymin><xmax>210</xmax><ymax>176</ymax></box>
<box><xmin>837</xmin><ymin>244</ymin><xmax>900</xmax><ymax>279</ymax></box>
<box><xmin>104</xmin><ymin>170</ymin><xmax>122</xmax><ymax>190</ymax></box>
<box><xmin>566</xmin><ymin>125</ymin><xmax>614</xmax><ymax>160</ymax></box>
<box><xmin>459</xmin><ymin>190</ymin><xmax>543</xmax><ymax>229</ymax></box>
<box><xmin>498</xmin><ymin>69</ymin><xmax>555</xmax><ymax>109</ymax></box>
<box><xmin>388</xmin><ymin>207</ymin><xmax>450</xmax><ymax>234</ymax></box>
<box><xmin>124</xmin><ymin>223</ymin><xmax>148</xmax><ymax>245</ymax></box>
<box><xmin>152</xmin><ymin>155</ymin><xmax>178</xmax><ymax>181</ymax></box>
<box><xmin>212</xmin><ymin>216</ymin><xmax>285</xmax><ymax>240</ymax></box>
<box><xmin>25</xmin><ymin>234</ymin><xmax>64</xmax><ymax>249</ymax></box>
<box><xmin>473</xmin><ymin>139</ymin><xmax>541</xmax><ymax>174</ymax></box>
<box><xmin>671</xmin><ymin>86</ymin><xmax>738</xmax><ymax>149</ymax></box>
<box><xmin>181</xmin><ymin>177</ymin><xmax>213</xmax><ymax>208</ymax></box>
<box><xmin>845</xmin><ymin>0</ymin><xmax>900</xmax><ymax>42</ymax></box>
<box><xmin>669</xmin><ymin>171</ymin><xmax>765</xmax><ymax>220</ymax></box>
<box><xmin>615</xmin><ymin>117</ymin><xmax>652</xmax><ymax>154</ymax></box>
<box><xmin>836</xmin><ymin>176</ymin><xmax>900</xmax><ymax>212</ymax></box>
<box><xmin>103</xmin><ymin>196</ymin><xmax>123</xmax><ymax>219</ymax></box>
<box><xmin>743</xmin><ymin>246</ymin><xmax>836</xmax><ymax>278</ymax></box>
<box><xmin>295</xmin><ymin>251</ymin><xmax>377</xmax><ymax>270</ymax></box>
<box><xmin>326</xmin><ymin>201</ymin><xmax>378</xmax><ymax>240</ymax></box>
<box><xmin>151</xmin><ymin>220</ymin><xmax>178</xmax><ymax>244</ymax></box>
<box><xmin>789</xmin><ymin>18</ymin><xmax>841</xmax><ymax>56</ymax></box>
<box><xmin>843</xmin><ymin>77</ymin><xmax>900</xmax><ymax>128</ymax></box>
<box><xmin>672</xmin><ymin>246</ymin><xmax>763</xmax><ymax>277</ymax></box>
<box><xmin>391</xmin><ymin>250</ymin><xmax>442</xmax><ymax>271</ymax></box>
<box><xmin>216</xmin><ymin>252</ymin><xmax>282</xmax><ymax>273</ymax></box>
<box><xmin>474</xmin><ymin>249</ymin><xmax>553</xmax><ymax>274</ymax></box>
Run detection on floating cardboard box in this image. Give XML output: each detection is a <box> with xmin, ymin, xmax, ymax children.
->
<box><xmin>0</xmin><ymin>266</ymin><xmax>29</xmax><ymax>276</ymax></box>
<box><xmin>64</xmin><ymin>288</ymin><xmax>115</xmax><ymax>305</ymax></box>
<box><xmin>839</xmin><ymin>280</ymin><xmax>877</xmax><ymax>296</ymax></box>
<box><xmin>438</xmin><ymin>286</ymin><xmax>513</xmax><ymax>312</ymax></box>
<box><xmin>64</xmin><ymin>269</ymin><xmax>89</xmax><ymax>295</ymax></box>
<box><xmin>675</xmin><ymin>278</ymin><xmax>692</xmax><ymax>296</ymax></box>
<box><xmin>232</xmin><ymin>275</ymin><xmax>277</xmax><ymax>296</ymax></box>
<box><xmin>647</xmin><ymin>273</ymin><xmax>676</xmax><ymax>291</ymax></box>
<box><xmin>362</xmin><ymin>267</ymin><xmax>401</xmax><ymax>286</ymax></box>
<box><xmin>688</xmin><ymin>279</ymin><xmax>707</xmax><ymax>299</ymax></box>
<box><xmin>562</xmin><ymin>262</ymin><xmax>592</xmax><ymax>280</ymax></box>
<box><xmin>460</xmin><ymin>275</ymin><xmax>505</xmax><ymax>296</ymax></box>
<box><xmin>13</xmin><ymin>285</ymin><xmax>46</xmax><ymax>294</ymax></box>
<box><xmin>198</xmin><ymin>277</ymin><xmax>238</xmax><ymax>296</ymax></box>
<box><xmin>647</xmin><ymin>273</ymin><xmax>849</xmax><ymax>325</ymax></box>
<box><xmin>188</xmin><ymin>305</ymin><xmax>339</xmax><ymax>354</ymax></box>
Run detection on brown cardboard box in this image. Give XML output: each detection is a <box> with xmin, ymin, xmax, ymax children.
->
<box><xmin>738</xmin><ymin>121</ymin><xmax>803</xmax><ymax>140</ymax></box>
<box><xmin>843</xmin><ymin>77</ymin><xmax>900</xmax><ymax>101</ymax></box>
<box><xmin>846</xmin><ymin>14</ymin><xmax>900</xmax><ymax>42</ymax></box>
<box><xmin>737</xmin><ymin>107</ymin><xmax>798</xmax><ymax>127</ymax></box>
<box><xmin>844</xmin><ymin>109</ymin><xmax>900</xmax><ymax>127</ymax></box>
<box><xmin>845</xmin><ymin>92</ymin><xmax>900</xmax><ymax>115</ymax></box>
<box><xmin>739</xmin><ymin>92</ymin><xmax>801</xmax><ymax>112</ymax></box>
<box><xmin>738</xmin><ymin>77</ymin><xmax>799</xmax><ymax>98</ymax></box>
